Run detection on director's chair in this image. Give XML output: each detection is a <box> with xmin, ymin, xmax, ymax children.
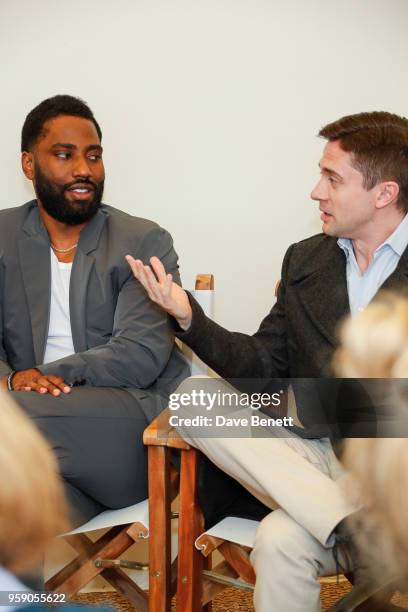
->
<box><xmin>45</xmin><ymin>274</ymin><xmax>214</xmax><ymax>612</ymax></box>
<box><xmin>173</xmin><ymin>436</ymin><xmax>399</xmax><ymax>612</ymax></box>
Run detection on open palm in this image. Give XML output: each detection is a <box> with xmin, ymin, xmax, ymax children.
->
<box><xmin>126</xmin><ymin>255</ymin><xmax>192</xmax><ymax>330</ymax></box>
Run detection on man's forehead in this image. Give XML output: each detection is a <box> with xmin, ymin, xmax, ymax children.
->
<box><xmin>38</xmin><ymin>115</ymin><xmax>100</xmax><ymax>147</ymax></box>
<box><xmin>319</xmin><ymin>140</ymin><xmax>355</xmax><ymax>174</ymax></box>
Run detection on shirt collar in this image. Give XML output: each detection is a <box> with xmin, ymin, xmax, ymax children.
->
<box><xmin>337</xmin><ymin>214</ymin><xmax>408</xmax><ymax>258</ymax></box>
<box><xmin>337</xmin><ymin>237</ymin><xmax>353</xmax><ymax>259</ymax></box>
<box><xmin>382</xmin><ymin>213</ymin><xmax>408</xmax><ymax>256</ymax></box>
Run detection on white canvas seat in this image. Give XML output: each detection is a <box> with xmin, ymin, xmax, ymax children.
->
<box><xmin>196</xmin><ymin>517</ymin><xmax>259</xmax><ymax>552</ymax></box>
<box><xmin>66</xmin><ymin>500</ymin><xmax>149</xmax><ymax>536</ymax></box>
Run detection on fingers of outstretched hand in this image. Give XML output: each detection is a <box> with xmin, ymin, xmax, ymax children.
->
<box><xmin>125</xmin><ymin>256</ymin><xmax>144</xmax><ymax>282</ymax></box>
<box><xmin>126</xmin><ymin>254</ymin><xmax>174</xmax><ymax>310</ymax></box>
<box><xmin>127</xmin><ymin>256</ymin><xmax>153</xmax><ymax>295</ymax></box>
<box><xmin>149</xmin><ymin>257</ymin><xmax>172</xmax><ymax>292</ymax></box>
<box><xmin>149</xmin><ymin>256</ymin><xmax>168</xmax><ymax>283</ymax></box>
<box><xmin>126</xmin><ymin>257</ymin><xmax>146</xmax><ymax>286</ymax></box>
<box><xmin>144</xmin><ymin>264</ymin><xmax>167</xmax><ymax>304</ymax></box>
<box><xmin>126</xmin><ymin>256</ymin><xmax>156</xmax><ymax>296</ymax></box>
<box><xmin>148</xmin><ymin>258</ymin><xmax>173</xmax><ymax>303</ymax></box>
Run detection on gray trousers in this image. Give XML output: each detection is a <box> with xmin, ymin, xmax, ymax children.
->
<box><xmin>174</xmin><ymin>377</ymin><xmax>357</xmax><ymax>612</ymax></box>
<box><xmin>13</xmin><ymin>386</ymin><xmax>153</xmax><ymax>527</ymax></box>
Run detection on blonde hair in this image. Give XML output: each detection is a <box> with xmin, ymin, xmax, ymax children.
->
<box><xmin>335</xmin><ymin>292</ymin><xmax>408</xmax><ymax>574</ymax></box>
<box><xmin>334</xmin><ymin>292</ymin><xmax>408</xmax><ymax>378</ymax></box>
<box><xmin>0</xmin><ymin>391</ymin><xmax>68</xmax><ymax>573</ymax></box>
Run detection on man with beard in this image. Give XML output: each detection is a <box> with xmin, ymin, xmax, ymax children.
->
<box><xmin>0</xmin><ymin>95</ymin><xmax>188</xmax><ymax>525</ymax></box>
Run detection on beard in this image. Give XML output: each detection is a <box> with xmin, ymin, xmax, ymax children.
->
<box><xmin>34</xmin><ymin>163</ymin><xmax>104</xmax><ymax>226</ymax></box>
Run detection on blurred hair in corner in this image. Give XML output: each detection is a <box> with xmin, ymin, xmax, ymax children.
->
<box><xmin>0</xmin><ymin>390</ymin><xmax>68</xmax><ymax>576</ymax></box>
<box><xmin>334</xmin><ymin>291</ymin><xmax>408</xmax><ymax>578</ymax></box>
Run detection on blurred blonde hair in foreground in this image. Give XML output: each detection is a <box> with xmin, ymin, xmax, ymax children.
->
<box><xmin>334</xmin><ymin>292</ymin><xmax>408</xmax><ymax>575</ymax></box>
<box><xmin>0</xmin><ymin>391</ymin><xmax>68</xmax><ymax>574</ymax></box>
<box><xmin>335</xmin><ymin>291</ymin><xmax>408</xmax><ymax>378</ymax></box>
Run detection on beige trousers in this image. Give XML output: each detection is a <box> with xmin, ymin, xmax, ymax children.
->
<box><xmin>174</xmin><ymin>377</ymin><xmax>356</xmax><ymax>612</ymax></box>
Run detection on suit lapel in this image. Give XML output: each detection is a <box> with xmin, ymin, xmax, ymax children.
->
<box><xmin>69</xmin><ymin>209</ymin><xmax>108</xmax><ymax>352</ymax></box>
<box><xmin>295</xmin><ymin>240</ymin><xmax>349</xmax><ymax>347</ymax></box>
<box><xmin>69</xmin><ymin>251</ymin><xmax>95</xmax><ymax>353</ymax></box>
<box><xmin>18</xmin><ymin>206</ymin><xmax>51</xmax><ymax>364</ymax></box>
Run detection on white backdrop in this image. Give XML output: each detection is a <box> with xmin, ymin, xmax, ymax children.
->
<box><xmin>1</xmin><ymin>0</ymin><xmax>407</xmax><ymax>332</ymax></box>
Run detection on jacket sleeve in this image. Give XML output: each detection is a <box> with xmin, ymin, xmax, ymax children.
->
<box><xmin>174</xmin><ymin>244</ymin><xmax>295</xmax><ymax>380</ymax></box>
<box><xmin>40</xmin><ymin>228</ymin><xmax>179</xmax><ymax>388</ymax></box>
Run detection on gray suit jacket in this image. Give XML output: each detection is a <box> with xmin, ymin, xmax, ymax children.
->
<box><xmin>0</xmin><ymin>201</ymin><xmax>189</xmax><ymax>416</ymax></box>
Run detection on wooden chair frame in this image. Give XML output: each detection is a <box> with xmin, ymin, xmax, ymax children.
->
<box><xmin>176</xmin><ymin>441</ymin><xmax>252</xmax><ymax>611</ymax></box>
<box><xmin>45</xmin><ymin>274</ymin><xmax>214</xmax><ymax>612</ymax></box>
<box><xmin>45</xmin><ymin>417</ymin><xmax>180</xmax><ymax>612</ymax></box>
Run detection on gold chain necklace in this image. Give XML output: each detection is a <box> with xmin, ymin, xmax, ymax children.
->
<box><xmin>51</xmin><ymin>243</ymin><xmax>78</xmax><ymax>254</ymax></box>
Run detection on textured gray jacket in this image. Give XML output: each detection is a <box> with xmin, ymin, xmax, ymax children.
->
<box><xmin>176</xmin><ymin>233</ymin><xmax>408</xmax><ymax>437</ymax></box>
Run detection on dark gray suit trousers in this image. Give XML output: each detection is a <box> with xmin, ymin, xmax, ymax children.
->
<box><xmin>13</xmin><ymin>386</ymin><xmax>161</xmax><ymax>527</ymax></box>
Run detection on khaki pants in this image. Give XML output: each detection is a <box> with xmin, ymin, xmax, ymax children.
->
<box><xmin>175</xmin><ymin>377</ymin><xmax>356</xmax><ymax>612</ymax></box>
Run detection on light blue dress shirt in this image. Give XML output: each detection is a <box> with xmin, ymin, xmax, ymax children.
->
<box><xmin>337</xmin><ymin>214</ymin><xmax>408</xmax><ymax>317</ymax></box>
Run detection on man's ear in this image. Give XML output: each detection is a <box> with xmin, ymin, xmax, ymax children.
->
<box><xmin>21</xmin><ymin>151</ymin><xmax>35</xmax><ymax>180</ymax></box>
<box><xmin>376</xmin><ymin>181</ymin><xmax>400</xmax><ymax>209</ymax></box>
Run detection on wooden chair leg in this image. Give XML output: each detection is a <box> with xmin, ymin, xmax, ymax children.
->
<box><xmin>203</xmin><ymin>554</ymin><xmax>212</xmax><ymax>612</ymax></box>
<box><xmin>47</xmin><ymin>525</ymin><xmax>137</xmax><ymax>597</ymax></box>
<box><xmin>177</xmin><ymin>448</ymin><xmax>205</xmax><ymax>612</ymax></box>
<box><xmin>102</xmin><ymin>567</ymin><xmax>148</xmax><ymax>612</ymax></box>
<box><xmin>218</xmin><ymin>542</ymin><xmax>256</xmax><ymax>584</ymax></box>
<box><xmin>202</xmin><ymin>561</ymin><xmax>238</xmax><ymax>606</ymax></box>
<box><xmin>148</xmin><ymin>445</ymin><xmax>172</xmax><ymax>612</ymax></box>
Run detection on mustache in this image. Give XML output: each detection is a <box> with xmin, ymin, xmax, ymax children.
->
<box><xmin>63</xmin><ymin>178</ymin><xmax>99</xmax><ymax>190</ymax></box>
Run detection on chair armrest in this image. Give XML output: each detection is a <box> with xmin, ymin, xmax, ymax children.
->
<box><xmin>195</xmin><ymin>274</ymin><xmax>214</xmax><ymax>290</ymax></box>
<box><xmin>143</xmin><ymin>407</ymin><xmax>191</xmax><ymax>450</ymax></box>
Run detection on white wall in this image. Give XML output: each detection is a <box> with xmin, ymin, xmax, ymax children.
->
<box><xmin>1</xmin><ymin>0</ymin><xmax>407</xmax><ymax>332</ymax></box>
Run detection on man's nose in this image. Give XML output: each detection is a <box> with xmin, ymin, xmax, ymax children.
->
<box><xmin>72</xmin><ymin>156</ymin><xmax>92</xmax><ymax>178</ymax></box>
<box><xmin>310</xmin><ymin>178</ymin><xmax>326</xmax><ymax>201</ymax></box>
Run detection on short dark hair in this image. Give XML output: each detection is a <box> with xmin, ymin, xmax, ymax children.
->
<box><xmin>319</xmin><ymin>111</ymin><xmax>408</xmax><ymax>214</ymax></box>
<box><xmin>21</xmin><ymin>94</ymin><xmax>102</xmax><ymax>152</ymax></box>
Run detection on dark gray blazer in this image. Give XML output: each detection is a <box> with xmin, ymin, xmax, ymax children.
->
<box><xmin>0</xmin><ymin>201</ymin><xmax>189</xmax><ymax>416</ymax></box>
<box><xmin>176</xmin><ymin>233</ymin><xmax>408</xmax><ymax>436</ymax></box>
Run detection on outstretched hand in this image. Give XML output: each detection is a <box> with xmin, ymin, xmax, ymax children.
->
<box><xmin>126</xmin><ymin>255</ymin><xmax>193</xmax><ymax>330</ymax></box>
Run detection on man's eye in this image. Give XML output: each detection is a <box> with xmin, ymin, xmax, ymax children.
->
<box><xmin>88</xmin><ymin>153</ymin><xmax>102</xmax><ymax>161</ymax></box>
<box><xmin>56</xmin><ymin>152</ymin><xmax>70</xmax><ymax>159</ymax></box>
